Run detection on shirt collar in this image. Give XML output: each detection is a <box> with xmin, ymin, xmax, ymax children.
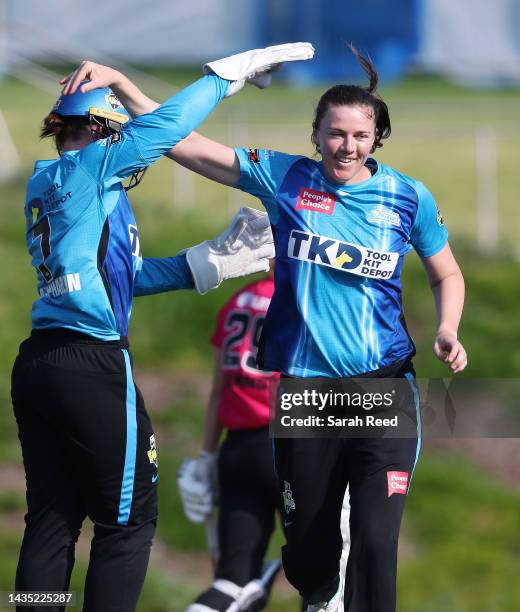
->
<box><xmin>33</xmin><ymin>158</ymin><xmax>58</xmax><ymax>172</ymax></box>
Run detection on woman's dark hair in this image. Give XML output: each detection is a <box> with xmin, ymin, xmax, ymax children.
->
<box><xmin>312</xmin><ymin>44</ymin><xmax>391</xmax><ymax>154</ymax></box>
<box><xmin>40</xmin><ymin>113</ymin><xmax>90</xmax><ymax>152</ymax></box>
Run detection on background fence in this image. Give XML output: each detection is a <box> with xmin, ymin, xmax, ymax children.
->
<box><xmin>1</xmin><ymin>2</ymin><xmax>519</xmax><ymax>610</ymax></box>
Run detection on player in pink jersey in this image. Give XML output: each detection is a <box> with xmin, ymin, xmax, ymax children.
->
<box><xmin>178</xmin><ymin>270</ymin><xmax>281</xmax><ymax>611</ymax></box>
<box><xmin>178</xmin><ymin>269</ymin><xmax>351</xmax><ymax>611</ymax></box>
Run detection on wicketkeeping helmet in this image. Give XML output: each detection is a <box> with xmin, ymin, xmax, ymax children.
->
<box><xmin>50</xmin><ymin>81</ymin><xmax>146</xmax><ymax>190</ymax></box>
<box><xmin>51</xmin><ymin>80</ymin><xmax>130</xmax><ymax>127</ymax></box>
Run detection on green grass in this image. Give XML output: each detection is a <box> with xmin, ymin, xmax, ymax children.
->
<box><xmin>399</xmin><ymin>452</ymin><xmax>520</xmax><ymax>612</ymax></box>
<box><xmin>1</xmin><ymin>70</ymin><xmax>520</xmax><ymax>610</ymax></box>
<box><xmin>0</xmin><ymin>492</ymin><xmax>25</xmax><ymax>513</ymax></box>
<box><xmin>1</xmin><ymin>450</ymin><xmax>517</xmax><ymax>611</ymax></box>
<box><xmin>401</xmin><ymin>246</ymin><xmax>520</xmax><ymax>378</ymax></box>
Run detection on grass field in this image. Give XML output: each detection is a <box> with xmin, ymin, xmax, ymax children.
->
<box><xmin>0</xmin><ymin>70</ymin><xmax>519</xmax><ymax>611</ymax></box>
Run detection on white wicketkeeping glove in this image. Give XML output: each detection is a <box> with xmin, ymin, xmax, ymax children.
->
<box><xmin>204</xmin><ymin>42</ymin><xmax>315</xmax><ymax>97</ymax></box>
<box><xmin>186</xmin><ymin>207</ymin><xmax>274</xmax><ymax>294</ymax></box>
<box><xmin>178</xmin><ymin>451</ymin><xmax>218</xmax><ymax>524</ymax></box>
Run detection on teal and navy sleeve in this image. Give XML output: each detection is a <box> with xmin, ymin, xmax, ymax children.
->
<box><xmin>76</xmin><ymin>74</ymin><xmax>230</xmax><ymax>187</ymax></box>
<box><xmin>409</xmin><ymin>181</ymin><xmax>448</xmax><ymax>258</ymax></box>
<box><xmin>234</xmin><ymin>148</ymin><xmax>302</xmax><ymax>221</ymax></box>
<box><xmin>133</xmin><ymin>254</ymin><xmax>194</xmax><ymax>296</ymax></box>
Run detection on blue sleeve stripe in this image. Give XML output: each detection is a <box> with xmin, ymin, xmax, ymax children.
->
<box><xmin>117</xmin><ymin>349</ymin><xmax>137</xmax><ymax>525</ymax></box>
<box><xmin>405</xmin><ymin>371</ymin><xmax>422</xmax><ymax>488</ymax></box>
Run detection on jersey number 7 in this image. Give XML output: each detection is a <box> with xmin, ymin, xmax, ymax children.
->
<box><xmin>32</xmin><ymin>216</ymin><xmax>53</xmax><ymax>282</ymax></box>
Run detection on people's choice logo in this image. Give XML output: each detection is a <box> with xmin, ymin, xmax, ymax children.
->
<box><xmin>296</xmin><ymin>187</ymin><xmax>336</xmax><ymax>215</ymax></box>
<box><xmin>387</xmin><ymin>471</ymin><xmax>409</xmax><ymax>497</ymax></box>
<box><xmin>287</xmin><ymin>229</ymin><xmax>399</xmax><ymax>280</ymax></box>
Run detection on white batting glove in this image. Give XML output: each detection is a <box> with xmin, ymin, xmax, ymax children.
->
<box><xmin>196</xmin><ymin>450</ymin><xmax>218</xmax><ymax>484</ymax></box>
<box><xmin>186</xmin><ymin>207</ymin><xmax>274</xmax><ymax>294</ymax></box>
<box><xmin>177</xmin><ymin>452</ymin><xmax>218</xmax><ymax>523</ymax></box>
<box><xmin>204</xmin><ymin>42</ymin><xmax>315</xmax><ymax>97</ymax></box>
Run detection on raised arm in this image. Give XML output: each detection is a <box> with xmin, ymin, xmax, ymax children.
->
<box><xmin>167</xmin><ymin>132</ymin><xmax>240</xmax><ymax>187</ymax></box>
<box><xmin>60</xmin><ymin>42</ymin><xmax>316</xmax><ymax>188</ymax></box>
<box><xmin>61</xmin><ymin>42</ymin><xmax>316</xmax><ymax>115</ymax></box>
<box><xmin>62</xmin><ymin>63</ymin><xmax>239</xmax><ymax>185</ymax></box>
<box><xmin>61</xmin><ymin>64</ymin><xmax>230</xmax><ymax>186</ymax></box>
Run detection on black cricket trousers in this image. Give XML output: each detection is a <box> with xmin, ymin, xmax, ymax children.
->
<box><xmin>216</xmin><ymin>426</ymin><xmax>279</xmax><ymax>586</ymax></box>
<box><xmin>11</xmin><ymin>329</ymin><xmax>158</xmax><ymax>612</ymax></box>
<box><xmin>273</xmin><ymin>360</ymin><xmax>420</xmax><ymax>611</ymax></box>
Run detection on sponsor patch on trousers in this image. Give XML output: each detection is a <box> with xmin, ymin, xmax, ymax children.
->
<box><xmin>283</xmin><ymin>480</ymin><xmax>296</xmax><ymax>514</ymax></box>
<box><xmin>387</xmin><ymin>471</ymin><xmax>409</xmax><ymax>497</ymax></box>
<box><xmin>287</xmin><ymin>229</ymin><xmax>399</xmax><ymax>279</ymax></box>
<box><xmin>295</xmin><ymin>187</ymin><xmax>336</xmax><ymax>215</ymax></box>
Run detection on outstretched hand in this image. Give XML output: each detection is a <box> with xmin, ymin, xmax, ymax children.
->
<box><xmin>60</xmin><ymin>60</ymin><xmax>122</xmax><ymax>96</ymax></box>
<box><xmin>185</xmin><ymin>207</ymin><xmax>274</xmax><ymax>294</ymax></box>
<box><xmin>433</xmin><ymin>331</ymin><xmax>467</xmax><ymax>373</ymax></box>
<box><xmin>204</xmin><ymin>42</ymin><xmax>315</xmax><ymax>97</ymax></box>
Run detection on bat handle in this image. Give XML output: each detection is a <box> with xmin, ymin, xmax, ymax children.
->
<box><xmin>205</xmin><ymin>511</ymin><xmax>220</xmax><ymax>568</ymax></box>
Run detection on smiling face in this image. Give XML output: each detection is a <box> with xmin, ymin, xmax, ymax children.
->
<box><xmin>313</xmin><ymin>104</ymin><xmax>377</xmax><ymax>185</ymax></box>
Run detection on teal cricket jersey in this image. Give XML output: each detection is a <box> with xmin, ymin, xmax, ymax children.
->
<box><xmin>25</xmin><ymin>74</ymin><xmax>228</xmax><ymax>340</ymax></box>
<box><xmin>235</xmin><ymin>148</ymin><xmax>448</xmax><ymax>378</ymax></box>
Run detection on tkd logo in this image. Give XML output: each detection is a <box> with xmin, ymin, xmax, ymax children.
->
<box><xmin>287</xmin><ymin>230</ymin><xmax>398</xmax><ymax>280</ymax></box>
<box><xmin>290</xmin><ymin>231</ymin><xmax>362</xmax><ymax>269</ymax></box>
